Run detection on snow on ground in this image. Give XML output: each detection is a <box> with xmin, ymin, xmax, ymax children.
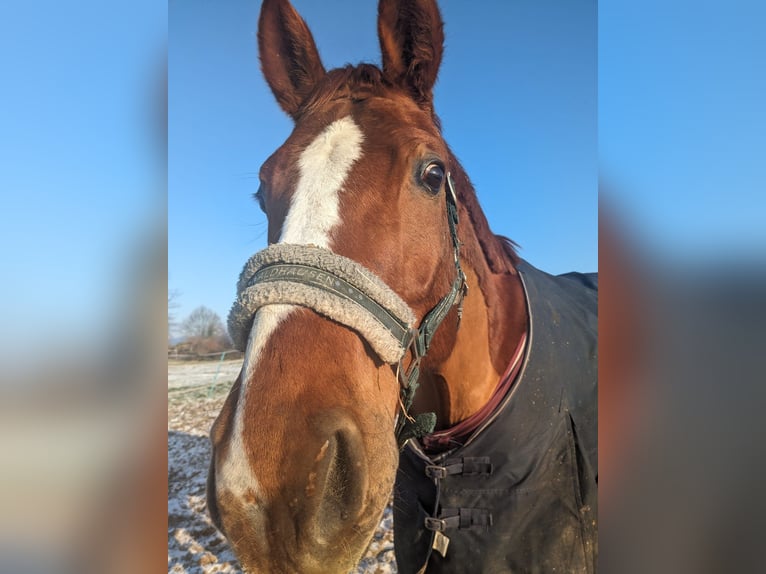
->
<box><xmin>168</xmin><ymin>359</ymin><xmax>243</xmax><ymax>390</ymax></box>
<box><xmin>168</xmin><ymin>360</ymin><xmax>397</xmax><ymax>573</ymax></box>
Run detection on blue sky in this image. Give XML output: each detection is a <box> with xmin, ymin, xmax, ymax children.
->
<box><xmin>600</xmin><ymin>0</ymin><xmax>766</xmax><ymax>263</ymax></box>
<box><xmin>0</xmin><ymin>0</ymin><xmax>165</xmax><ymax>354</ymax></box>
<box><xmin>3</xmin><ymin>0</ymin><xmax>759</xmax><ymax>350</ymax></box>
<box><xmin>169</xmin><ymin>0</ymin><xmax>597</xmax><ymax>329</ymax></box>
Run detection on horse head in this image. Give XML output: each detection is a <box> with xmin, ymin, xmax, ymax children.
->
<box><xmin>207</xmin><ymin>1</ymin><xmax>527</xmax><ymax>571</ymax></box>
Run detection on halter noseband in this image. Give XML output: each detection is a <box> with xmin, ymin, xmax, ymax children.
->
<box><xmin>229</xmin><ymin>173</ymin><xmax>467</xmax><ymax>448</ymax></box>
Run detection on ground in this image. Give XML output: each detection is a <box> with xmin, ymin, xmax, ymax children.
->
<box><xmin>168</xmin><ymin>359</ymin><xmax>397</xmax><ymax>573</ymax></box>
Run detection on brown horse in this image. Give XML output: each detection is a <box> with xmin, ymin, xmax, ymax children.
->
<box><xmin>208</xmin><ymin>0</ymin><xmax>597</xmax><ymax>572</ymax></box>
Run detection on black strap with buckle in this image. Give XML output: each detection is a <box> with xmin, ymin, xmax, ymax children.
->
<box><xmin>425</xmin><ymin>457</ymin><xmax>494</xmax><ymax>479</ymax></box>
<box><xmin>424</xmin><ymin>508</ymin><xmax>493</xmax><ymax>532</ymax></box>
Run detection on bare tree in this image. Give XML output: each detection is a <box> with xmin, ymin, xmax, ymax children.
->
<box><xmin>181</xmin><ymin>306</ymin><xmax>225</xmax><ymax>338</ymax></box>
<box><xmin>180</xmin><ymin>306</ymin><xmax>232</xmax><ymax>354</ymax></box>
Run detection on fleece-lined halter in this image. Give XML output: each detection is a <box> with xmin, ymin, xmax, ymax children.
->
<box><xmin>229</xmin><ymin>173</ymin><xmax>467</xmax><ymax>447</ymax></box>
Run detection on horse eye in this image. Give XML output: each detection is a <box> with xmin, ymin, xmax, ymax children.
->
<box><xmin>421</xmin><ymin>162</ymin><xmax>445</xmax><ymax>194</ymax></box>
<box><xmin>254</xmin><ymin>185</ymin><xmax>266</xmax><ymax>213</ymax></box>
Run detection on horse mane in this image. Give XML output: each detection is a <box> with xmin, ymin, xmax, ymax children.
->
<box><xmin>448</xmin><ymin>157</ymin><xmax>520</xmax><ymax>274</ymax></box>
<box><xmin>297</xmin><ymin>63</ymin><xmax>519</xmax><ymax>274</ymax></box>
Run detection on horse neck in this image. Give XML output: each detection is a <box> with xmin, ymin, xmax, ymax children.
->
<box><xmin>416</xmin><ymin>175</ymin><xmax>528</xmax><ymax>428</ymax></box>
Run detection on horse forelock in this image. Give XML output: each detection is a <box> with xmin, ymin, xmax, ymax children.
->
<box><xmin>295</xmin><ymin>64</ymin><xmax>442</xmax><ymax>131</ymax></box>
<box><xmin>295</xmin><ymin>64</ymin><xmax>385</xmax><ymax>120</ymax></box>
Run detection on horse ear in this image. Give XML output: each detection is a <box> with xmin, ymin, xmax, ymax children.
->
<box><xmin>377</xmin><ymin>0</ymin><xmax>444</xmax><ymax>109</ymax></box>
<box><xmin>258</xmin><ymin>0</ymin><xmax>326</xmax><ymax>118</ymax></box>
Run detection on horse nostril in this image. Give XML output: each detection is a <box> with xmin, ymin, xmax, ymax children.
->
<box><xmin>206</xmin><ymin>456</ymin><xmax>225</xmax><ymax>535</ymax></box>
<box><xmin>327</xmin><ymin>430</ymin><xmax>364</xmax><ymax>513</ymax></box>
<box><xmin>308</xmin><ymin>422</ymin><xmax>369</xmax><ymax>544</ymax></box>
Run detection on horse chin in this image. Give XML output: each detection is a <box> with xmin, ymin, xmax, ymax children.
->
<box><xmin>236</xmin><ymin>501</ymin><xmax>390</xmax><ymax>574</ymax></box>
<box><xmin>293</xmin><ymin>495</ymin><xmax>393</xmax><ymax>574</ymax></box>
<box><xmin>231</xmin><ymin>466</ymin><xmax>395</xmax><ymax>573</ymax></box>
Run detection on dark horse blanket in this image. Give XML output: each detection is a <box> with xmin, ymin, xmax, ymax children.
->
<box><xmin>394</xmin><ymin>260</ymin><xmax>598</xmax><ymax>573</ymax></box>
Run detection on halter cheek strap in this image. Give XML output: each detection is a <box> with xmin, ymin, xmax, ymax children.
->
<box><xmin>228</xmin><ymin>173</ymin><xmax>467</xmax><ymax>449</ymax></box>
<box><xmin>394</xmin><ymin>173</ymin><xmax>467</xmax><ymax>445</ymax></box>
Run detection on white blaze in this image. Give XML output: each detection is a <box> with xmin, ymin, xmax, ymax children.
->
<box><xmin>280</xmin><ymin>115</ymin><xmax>364</xmax><ymax>246</ymax></box>
<box><xmin>218</xmin><ymin>116</ymin><xmax>364</xmax><ymax>503</ymax></box>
